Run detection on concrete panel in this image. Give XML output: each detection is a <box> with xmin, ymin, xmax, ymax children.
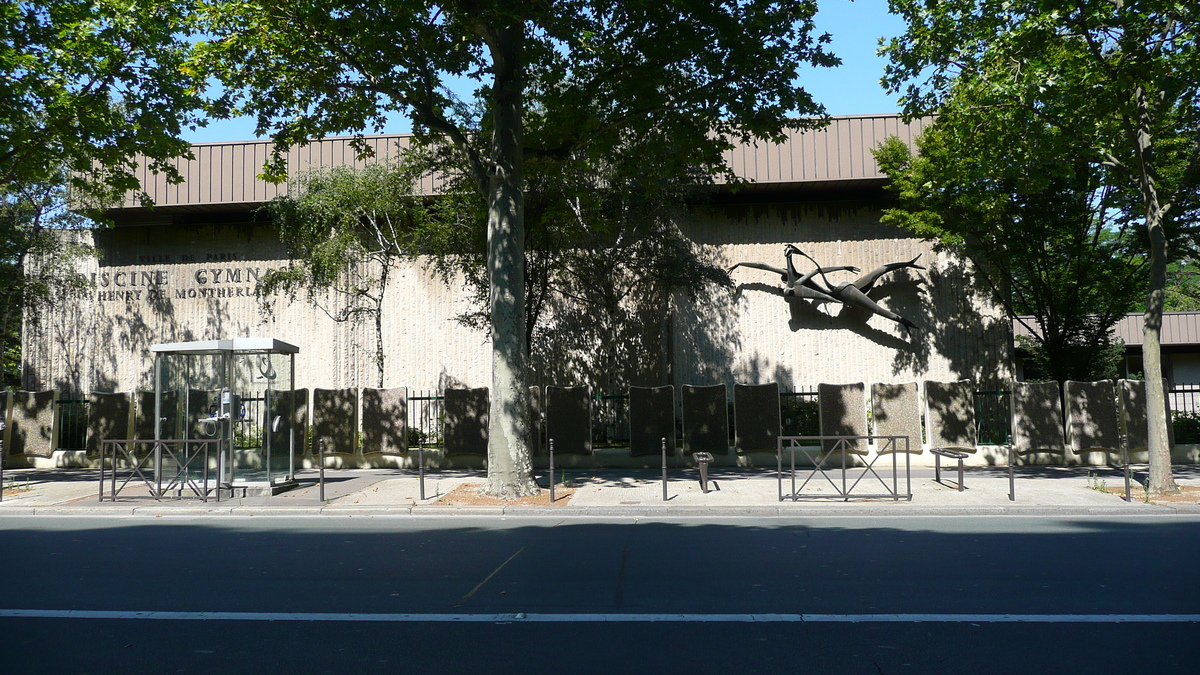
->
<box><xmin>313</xmin><ymin>388</ymin><xmax>358</xmax><ymax>455</ymax></box>
<box><xmin>924</xmin><ymin>380</ymin><xmax>977</xmax><ymax>452</ymax></box>
<box><xmin>682</xmin><ymin>384</ymin><xmax>729</xmax><ymax>455</ymax></box>
<box><xmin>134</xmin><ymin>390</ymin><xmax>180</xmax><ymax>440</ymax></box>
<box><xmin>444</xmin><ymin>388</ymin><xmax>488</xmax><ymax>456</ymax></box>
<box><xmin>735</xmin><ymin>383</ymin><xmax>780</xmax><ymax>454</ymax></box>
<box><xmin>1119</xmin><ymin>379</ymin><xmax>1174</xmax><ymax>452</ymax></box>
<box><xmin>1065</xmin><ymin>380</ymin><xmax>1120</xmax><ymax>454</ymax></box>
<box><xmin>630</xmin><ymin>386</ymin><xmax>674</xmax><ymax>457</ymax></box>
<box><xmin>8</xmin><ymin>390</ymin><xmax>55</xmax><ymax>457</ymax></box>
<box><xmin>545</xmin><ymin>386</ymin><xmax>591</xmax><ymax>455</ymax></box>
<box><xmin>1012</xmin><ymin>381</ymin><xmax>1065</xmax><ymax>455</ymax></box>
<box><xmin>871</xmin><ymin>382</ymin><xmax>920</xmax><ymax>454</ymax></box>
<box><xmin>87</xmin><ymin>392</ymin><xmax>132</xmax><ymax>455</ymax></box>
<box><xmin>269</xmin><ymin>389</ymin><xmax>307</xmax><ymax>458</ymax></box>
<box><xmin>362</xmin><ymin>387</ymin><xmax>407</xmax><ymax>455</ymax></box>
<box><xmin>818</xmin><ymin>383</ymin><xmax>867</xmax><ymax>454</ymax></box>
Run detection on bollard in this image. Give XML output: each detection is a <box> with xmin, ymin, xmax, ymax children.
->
<box><xmin>319</xmin><ymin>438</ymin><xmax>326</xmax><ymax>502</ymax></box>
<box><xmin>549</xmin><ymin>439</ymin><xmax>556</xmax><ymax>503</ymax></box>
<box><xmin>662</xmin><ymin>437</ymin><xmax>668</xmax><ymax>502</ymax></box>
<box><xmin>418</xmin><ymin>440</ymin><xmax>426</xmax><ymax>501</ymax></box>
<box><xmin>1</xmin><ymin>420</ymin><xmax>6</xmax><ymax>503</ymax></box>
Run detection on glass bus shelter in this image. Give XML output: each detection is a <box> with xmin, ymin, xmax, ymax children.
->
<box><xmin>150</xmin><ymin>338</ymin><xmax>299</xmax><ymax>495</ymax></box>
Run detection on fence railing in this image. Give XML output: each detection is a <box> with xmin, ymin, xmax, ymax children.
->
<box><xmin>55</xmin><ymin>399</ymin><xmax>88</xmax><ymax>451</ymax></box>
<box><xmin>42</xmin><ymin>382</ymin><xmax>1200</xmax><ymax>454</ymax></box>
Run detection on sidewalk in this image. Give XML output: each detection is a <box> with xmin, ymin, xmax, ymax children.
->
<box><xmin>2</xmin><ymin>464</ymin><xmax>1199</xmax><ymax>517</ymax></box>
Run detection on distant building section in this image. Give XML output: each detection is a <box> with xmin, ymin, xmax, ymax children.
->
<box><xmin>1013</xmin><ymin>312</ymin><xmax>1200</xmax><ymax>384</ymax></box>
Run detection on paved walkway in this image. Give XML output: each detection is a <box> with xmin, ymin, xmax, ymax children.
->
<box><xmin>3</xmin><ymin>462</ymin><xmax>1200</xmax><ymax>517</ymax></box>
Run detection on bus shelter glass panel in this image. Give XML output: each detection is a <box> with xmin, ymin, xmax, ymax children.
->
<box><xmin>154</xmin><ymin>345</ymin><xmax>296</xmax><ymax>490</ymax></box>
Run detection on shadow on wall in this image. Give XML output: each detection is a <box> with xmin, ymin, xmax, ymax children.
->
<box><xmin>9</xmin><ymin>391</ymin><xmax>55</xmax><ymax>457</ymax></box>
<box><xmin>362</xmin><ymin>387</ymin><xmax>407</xmax><ymax>454</ymax></box>
<box><xmin>892</xmin><ymin>259</ymin><xmax>1011</xmax><ymax>385</ymax></box>
<box><xmin>313</xmin><ymin>388</ymin><xmax>358</xmax><ymax>455</ymax></box>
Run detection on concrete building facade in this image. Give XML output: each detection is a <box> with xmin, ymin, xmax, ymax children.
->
<box><xmin>22</xmin><ymin>115</ymin><xmax>1013</xmax><ymax>396</ymax></box>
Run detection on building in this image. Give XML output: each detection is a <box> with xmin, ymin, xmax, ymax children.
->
<box><xmin>22</xmin><ymin>114</ymin><xmax>1012</xmax><ymax>397</ymax></box>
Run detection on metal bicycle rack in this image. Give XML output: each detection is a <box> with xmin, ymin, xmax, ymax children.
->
<box><xmin>777</xmin><ymin>435</ymin><xmax>912</xmax><ymax>502</ymax></box>
<box><xmin>99</xmin><ymin>438</ymin><xmax>223</xmax><ymax>501</ymax></box>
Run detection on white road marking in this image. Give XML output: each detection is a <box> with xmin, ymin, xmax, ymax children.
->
<box><xmin>1</xmin><ymin>610</ymin><xmax>1197</xmax><ymax>623</ymax></box>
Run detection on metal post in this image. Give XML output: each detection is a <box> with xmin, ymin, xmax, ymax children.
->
<box><xmin>549</xmin><ymin>439</ymin><xmax>555</xmax><ymax>503</ymax></box>
<box><xmin>154</xmin><ymin>438</ymin><xmax>163</xmax><ymax>498</ymax></box>
<box><xmin>1008</xmin><ymin>445</ymin><xmax>1016</xmax><ymax>502</ymax></box>
<box><xmin>418</xmin><ymin>440</ymin><xmax>425</xmax><ymax>501</ymax></box>
<box><xmin>319</xmin><ymin>438</ymin><xmax>326</xmax><ymax>502</ymax></box>
<box><xmin>0</xmin><ymin>420</ymin><xmax>5</xmax><ymax>502</ymax></box>
<box><xmin>790</xmin><ymin>444</ymin><xmax>796</xmax><ymax>498</ymax></box>
<box><xmin>841</xmin><ymin>438</ymin><xmax>848</xmax><ymax>500</ymax></box>
<box><xmin>97</xmin><ymin>437</ymin><xmax>103</xmax><ymax>502</ymax></box>
<box><xmin>776</xmin><ymin>439</ymin><xmax>782</xmax><ymax>502</ymax></box>
<box><xmin>201</xmin><ymin>441</ymin><xmax>209</xmax><ymax>503</ymax></box>
<box><xmin>661</xmin><ymin>437</ymin><xmax>668</xmax><ymax>502</ymax></box>
<box><xmin>1122</xmin><ymin>443</ymin><xmax>1131</xmax><ymax>502</ymax></box>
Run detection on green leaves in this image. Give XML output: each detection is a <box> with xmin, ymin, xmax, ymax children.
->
<box><xmin>880</xmin><ymin>0</ymin><xmax>1200</xmax><ymax>386</ymax></box>
<box><xmin>1</xmin><ymin>1</ymin><xmax>202</xmax><ymax>202</ymax></box>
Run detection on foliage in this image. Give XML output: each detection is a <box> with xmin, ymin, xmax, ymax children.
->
<box><xmin>1163</xmin><ymin>261</ymin><xmax>1200</xmax><ymax>312</ymax></box>
<box><xmin>1014</xmin><ymin>335</ymin><xmax>1126</xmax><ymax>383</ymax></box>
<box><xmin>259</xmin><ymin>162</ymin><xmax>448</xmax><ymax>387</ymax></box>
<box><xmin>405</xmin><ymin>131</ymin><xmax>732</xmax><ymax>389</ymax></box>
<box><xmin>882</xmin><ymin>0</ymin><xmax>1200</xmax><ymax>494</ymax></box>
<box><xmin>874</xmin><ymin>116</ymin><xmax>1149</xmax><ymax>382</ymax></box>
<box><xmin>0</xmin><ymin>0</ymin><xmax>201</xmax><ymax>201</ymax></box>
<box><xmin>1</xmin><ymin>180</ymin><xmax>94</xmax><ymax>388</ymax></box>
<box><xmin>192</xmin><ymin>0</ymin><xmax>839</xmax><ymax>497</ymax></box>
<box><xmin>1171</xmin><ymin>409</ymin><xmax>1200</xmax><ymax>445</ymax></box>
<box><xmin>781</xmin><ymin>396</ymin><xmax>819</xmax><ymax>437</ymax></box>
<box><xmin>2</xmin><ymin>1</ymin><xmax>201</xmax><ymax>387</ymax></box>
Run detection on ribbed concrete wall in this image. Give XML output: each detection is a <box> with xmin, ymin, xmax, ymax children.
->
<box><xmin>24</xmin><ymin>202</ymin><xmax>1011</xmax><ymax>396</ymax></box>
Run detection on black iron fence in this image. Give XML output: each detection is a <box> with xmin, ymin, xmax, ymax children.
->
<box><xmin>55</xmin><ymin>399</ymin><xmax>89</xmax><ymax>451</ymax></box>
<box><xmin>43</xmin><ymin>382</ymin><xmax>1200</xmax><ymax>453</ymax></box>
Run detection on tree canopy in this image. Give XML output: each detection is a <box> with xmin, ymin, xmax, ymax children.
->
<box><xmin>882</xmin><ymin>0</ymin><xmax>1200</xmax><ymax>494</ymax></box>
<box><xmin>2</xmin><ymin>1</ymin><xmax>201</xmax><ymax>389</ymax></box>
<box><xmin>1</xmin><ymin>0</ymin><xmax>201</xmax><ymax>199</ymax></box>
<box><xmin>193</xmin><ymin>0</ymin><xmax>839</xmax><ymax>498</ymax></box>
<box><xmin>874</xmin><ymin>113</ymin><xmax>1152</xmax><ymax>383</ymax></box>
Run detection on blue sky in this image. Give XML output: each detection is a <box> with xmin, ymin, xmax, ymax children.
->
<box><xmin>184</xmin><ymin>1</ymin><xmax>904</xmax><ymax>144</ymax></box>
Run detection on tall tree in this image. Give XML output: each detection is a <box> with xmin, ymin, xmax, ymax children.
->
<box><xmin>873</xmin><ymin>112</ymin><xmax>1156</xmax><ymax>383</ymax></box>
<box><xmin>882</xmin><ymin>0</ymin><xmax>1200</xmax><ymax>496</ymax></box>
<box><xmin>408</xmin><ymin>124</ymin><xmax>732</xmax><ymax>390</ymax></box>
<box><xmin>193</xmin><ymin>0</ymin><xmax>837</xmax><ymax>498</ymax></box>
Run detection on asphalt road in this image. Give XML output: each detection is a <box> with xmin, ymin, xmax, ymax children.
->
<box><xmin>2</xmin><ymin>515</ymin><xmax>1198</xmax><ymax>673</ymax></box>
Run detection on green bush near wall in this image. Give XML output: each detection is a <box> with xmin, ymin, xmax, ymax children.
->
<box><xmin>1173</xmin><ymin>411</ymin><xmax>1200</xmax><ymax>444</ymax></box>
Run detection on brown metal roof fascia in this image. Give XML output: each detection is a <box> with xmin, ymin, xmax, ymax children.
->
<box><xmin>1013</xmin><ymin>312</ymin><xmax>1200</xmax><ymax>347</ymax></box>
<box><xmin>107</xmin><ymin>114</ymin><xmax>931</xmax><ymax>217</ymax></box>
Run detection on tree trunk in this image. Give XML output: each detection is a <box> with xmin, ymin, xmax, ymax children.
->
<box><xmin>1132</xmin><ymin>86</ymin><xmax>1178</xmax><ymax>496</ymax></box>
<box><xmin>481</xmin><ymin>23</ymin><xmax>537</xmax><ymax>499</ymax></box>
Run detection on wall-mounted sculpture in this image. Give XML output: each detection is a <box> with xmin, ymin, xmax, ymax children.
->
<box><xmin>730</xmin><ymin>244</ymin><xmax>924</xmax><ymax>331</ymax></box>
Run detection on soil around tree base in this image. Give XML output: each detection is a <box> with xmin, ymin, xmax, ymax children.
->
<box><xmin>1101</xmin><ymin>485</ymin><xmax>1200</xmax><ymax>504</ymax></box>
<box><xmin>435</xmin><ymin>482</ymin><xmax>575</xmax><ymax>506</ymax></box>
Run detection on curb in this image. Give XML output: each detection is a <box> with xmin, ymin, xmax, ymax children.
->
<box><xmin>4</xmin><ymin>503</ymin><xmax>1200</xmax><ymax>518</ymax></box>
